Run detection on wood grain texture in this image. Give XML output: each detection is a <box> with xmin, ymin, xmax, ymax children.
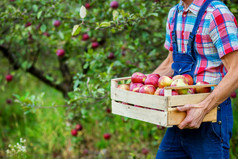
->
<box><xmin>168</xmin><ymin>93</ymin><xmax>210</xmax><ymax>107</ymax></box>
<box><xmin>164</xmin><ymin>84</ymin><xmax>216</xmax><ymax>90</ymax></box>
<box><xmin>111</xmin><ymin>87</ymin><xmax>168</xmax><ymax>110</ymax></box>
<box><xmin>111</xmin><ymin>76</ymin><xmax>131</xmax><ymax>82</ymax></box>
<box><xmin>112</xmin><ymin>100</ymin><xmax>168</xmax><ymax>126</ymax></box>
<box><xmin>167</xmin><ymin>107</ymin><xmax>217</xmax><ymax>126</ymax></box>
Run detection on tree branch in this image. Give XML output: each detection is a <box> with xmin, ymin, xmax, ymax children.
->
<box><xmin>0</xmin><ymin>45</ymin><xmax>70</xmax><ymax>98</ymax></box>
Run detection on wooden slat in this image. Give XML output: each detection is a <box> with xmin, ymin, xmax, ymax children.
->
<box><xmin>164</xmin><ymin>84</ymin><xmax>216</xmax><ymax>90</ymax></box>
<box><xmin>111</xmin><ymin>87</ymin><xmax>167</xmax><ymax>110</ymax></box>
<box><xmin>168</xmin><ymin>93</ymin><xmax>210</xmax><ymax>107</ymax></box>
<box><xmin>112</xmin><ymin>100</ymin><xmax>168</xmax><ymax>126</ymax></box>
<box><xmin>112</xmin><ymin>76</ymin><xmax>131</xmax><ymax>82</ymax></box>
<box><xmin>167</xmin><ymin>107</ymin><xmax>217</xmax><ymax>126</ymax></box>
<box><xmin>164</xmin><ymin>89</ymin><xmax>172</xmax><ymax>97</ymax></box>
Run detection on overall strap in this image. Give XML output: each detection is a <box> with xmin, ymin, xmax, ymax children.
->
<box><xmin>188</xmin><ymin>0</ymin><xmax>213</xmax><ymax>50</ymax></box>
<box><xmin>172</xmin><ymin>6</ymin><xmax>179</xmax><ymax>52</ymax></box>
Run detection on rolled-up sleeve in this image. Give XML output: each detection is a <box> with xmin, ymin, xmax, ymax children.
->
<box><xmin>209</xmin><ymin>5</ymin><xmax>238</xmax><ymax>58</ymax></box>
<box><xmin>164</xmin><ymin>9</ymin><xmax>174</xmax><ymax>51</ymax></box>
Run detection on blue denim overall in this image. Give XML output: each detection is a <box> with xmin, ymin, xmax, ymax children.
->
<box><xmin>156</xmin><ymin>0</ymin><xmax>233</xmax><ymax>158</ymax></box>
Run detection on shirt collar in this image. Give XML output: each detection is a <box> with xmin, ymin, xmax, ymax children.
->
<box><xmin>178</xmin><ymin>0</ymin><xmax>206</xmax><ymax>15</ymax></box>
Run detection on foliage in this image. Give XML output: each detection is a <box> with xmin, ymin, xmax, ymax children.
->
<box><xmin>0</xmin><ymin>0</ymin><xmax>238</xmax><ymax>158</ymax></box>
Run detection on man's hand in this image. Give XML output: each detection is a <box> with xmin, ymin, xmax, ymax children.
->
<box><xmin>176</xmin><ymin>104</ymin><xmax>207</xmax><ymax>129</ymax></box>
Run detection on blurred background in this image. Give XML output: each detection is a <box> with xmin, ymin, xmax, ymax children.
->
<box><xmin>0</xmin><ymin>0</ymin><xmax>238</xmax><ymax>158</ymax></box>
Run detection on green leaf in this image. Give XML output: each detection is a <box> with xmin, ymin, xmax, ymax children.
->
<box><xmin>72</xmin><ymin>25</ymin><xmax>81</xmax><ymax>36</ymax></box>
<box><xmin>148</xmin><ymin>13</ymin><xmax>158</xmax><ymax>17</ymax></box>
<box><xmin>37</xmin><ymin>11</ymin><xmax>42</xmax><ymax>19</ymax></box>
<box><xmin>58</xmin><ymin>31</ymin><xmax>64</xmax><ymax>40</ymax></box>
<box><xmin>100</xmin><ymin>22</ymin><xmax>111</xmax><ymax>27</ymax></box>
<box><xmin>33</xmin><ymin>5</ymin><xmax>38</xmax><ymax>12</ymax></box>
<box><xmin>113</xmin><ymin>10</ymin><xmax>119</xmax><ymax>21</ymax></box>
<box><xmin>40</xmin><ymin>24</ymin><xmax>46</xmax><ymax>32</ymax></box>
<box><xmin>80</xmin><ymin>5</ymin><xmax>87</xmax><ymax>19</ymax></box>
<box><xmin>97</xmin><ymin>88</ymin><xmax>105</xmax><ymax>94</ymax></box>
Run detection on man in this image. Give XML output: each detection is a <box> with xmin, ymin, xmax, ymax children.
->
<box><xmin>153</xmin><ymin>0</ymin><xmax>238</xmax><ymax>158</ymax></box>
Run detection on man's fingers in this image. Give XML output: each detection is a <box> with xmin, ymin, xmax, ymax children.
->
<box><xmin>177</xmin><ymin>104</ymin><xmax>191</xmax><ymax>112</ymax></box>
<box><xmin>178</xmin><ymin>116</ymin><xmax>192</xmax><ymax>129</ymax></box>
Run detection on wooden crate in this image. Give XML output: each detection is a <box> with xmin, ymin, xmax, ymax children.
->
<box><xmin>111</xmin><ymin>76</ymin><xmax>217</xmax><ymax>127</ymax></box>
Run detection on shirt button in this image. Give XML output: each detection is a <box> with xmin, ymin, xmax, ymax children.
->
<box><xmin>217</xmin><ymin>106</ymin><xmax>221</xmax><ymax>110</ymax></box>
<box><xmin>183</xmin><ymin>14</ymin><xmax>186</xmax><ymax>17</ymax></box>
<box><xmin>182</xmin><ymin>32</ymin><xmax>184</xmax><ymax>36</ymax></box>
<box><xmin>218</xmin><ymin>121</ymin><xmax>222</xmax><ymax>125</ymax></box>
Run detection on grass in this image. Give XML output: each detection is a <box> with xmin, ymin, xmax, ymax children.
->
<box><xmin>0</xmin><ymin>71</ymin><xmax>69</xmax><ymax>158</ymax></box>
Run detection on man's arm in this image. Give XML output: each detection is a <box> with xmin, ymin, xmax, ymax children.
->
<box><xmin>152</xmin><ymin>51</ymin><xmax>174</xmax><ymax>76</ymax></box>
<box><xmin>177</xmin><ymin>50</ymin><xmax>238</xmax><ymax>129</ymax></box>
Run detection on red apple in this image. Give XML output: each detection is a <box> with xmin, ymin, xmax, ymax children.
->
<box><xmin>172</xmin><ymin>75</ymin><xmax>189</xmax><ymax>84</ymax></box>
<box><xmin>91</xmin><ymin>42</ymin><xmax>99</xmax><ymax>49</ymax></box>
<box><xmin>158</xmin><ymin>76</ymin><xmax>173</xmax><ymax>88</ymax></box>
<box><xmin>5</xmin><ymin>74</ymin><xmax>13</xmax><ymax>82</ymax></box>
<box><xmin>56</xmin><ymin>49</ymin><xmax>65</xmax><ymax>57</ymax></box>
<box><xmin>25</xmin><ymin>22</ymin><xmax>32</xmax><ymax>28</ymax></box>
<box><xmin>83</xmin><ymin>149</ymin><xmax>89</xmax><ymax>155</ymax></box>
<box><xmin>141</xmin><ymin>148</ymin><xmax>149</xmax><ymax>155</ymax></box>
<box><xmin>82</xmin><ymin>33</ymin><xmax>89</xmax><ymax>41</ymax></box>
<box><xmin>144</xmin><ymin>74</ymin><xmax>160</xmax><ymax>87</ymax></box>
<box><xmin>85</xmin><ymin>3</ymin><xmax>90</xmax><ymax>9</ymax></box>
<box><xmin>230</xmin><ymin>92</ymin><xmax>237</xmax><ymax>98</ymax></box>
<box><xmin>183</xmin><ymin>74</ymin><xmax>194</xmax><ymax>85</ymax></box>
<box><xmin>110</xmin><ymin>1</ymin><xmax>119</xmax><ymax>9</ymax></box>
<box><xmin>54</xmin><ymin>20</ymin><xmax>61</xmax><ymax>27</ymax></box>
<box><xmin>139</xmin><ymin>85</ymin><xmax>156</xmax><ymax>95</ymax></box>
<box><xmin>195</xmin><ymin>81</ymin><xmax>211</xmax><ymax>93</ymax></box>
<box><xmin>172</xmin><ymin>90</ymin><xmax>179</xmax><ymax>96</ymax></box>
<box><xmin>151</xmin><ymin>73</ymin><xmax>160</xmax><ymax>78</ymax></box>
<box><xmin>108</xmin><ymin>52</ymin><xmax>115</xmax><ymax>60</ymax></box>
<box><xmin>106</xmin><ymin>108</ymin><xmax>111</xmax><ymax>113</ymax></box>
<box><xmin>104</xmin><ymin>133</ymin><xmax>111</xmax><ymax>140</ymax></box>
<box><xmin>154</xmin><ymin>88</ymin><xmax>164</xmax><ymax>96</ymax></box>
<box><xmin>131</xmin><ymin>72</ymin><xmax>146</xmax><ymax>83</ymax></box>
<box><xmin>129</xmin><ymin>83</ymin><xmax>144</xmax><ymax>92</ymax></box>
<box><xmin>171</xmin><ymin>79</ymin><xmax>188</xmax><ymax>95</ymax></box>
<box><xmin>43</xmin><ymin>32</ymin><xmax>50</xmax><ymax>37</ymax></box>
<box><xmin>75</xmin><ymin>124</ymin><xmax>83</xmax><ymax>131</ymax></box>
<box><xmin>188</xmin><ymin>88</ymin><xmax>195</xmax><ymax>94</ymax></box>
<box><xmin>121</xmin><ymin>51</ymin><xmax>126</xmax><ymax>56</ymax></box>
<box><xmin>71</xmin><ymin>129</ymin><xmax>78</xmax><ymax>136</ymax></box>
<box><xmin>28</xmin><ymin>32</ymin><xmax>33</xmax><ymax>42</ymax></box>
<box><xmin>118</xmin><ymin>84</ymin><xmax>130</xmax><ymax>91</ymax></box>
<box><xmin>6</xmin><ymin>99</ymin><xmax>12</xmax><ymax>104</ymax></box>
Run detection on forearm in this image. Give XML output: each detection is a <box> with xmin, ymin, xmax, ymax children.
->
<box><xmin>201</xmin><ymin>69</ymin><xmax>238</xmax><ymax>113</ymax></box>
<box><xmin>152</xmin><ymin>63</ymin><xmax>173</xmax><ymax>76</ymax></box>
<box><xmin>152</xmin><ymin>51</ymin><xmax>174</xmax><ymax>76</ymax></box>
<box><xmin>201</xmin><ymin>51</ymin><xmax>238</xmax><ymax>114</ymax></box>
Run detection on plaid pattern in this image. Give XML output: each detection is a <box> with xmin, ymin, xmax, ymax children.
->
<box><xmin>165</xmin><ymin>0</ymin><xmax>238</xmax><ymax>84</ymax></box>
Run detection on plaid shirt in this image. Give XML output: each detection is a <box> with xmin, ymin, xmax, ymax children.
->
<box><xmin>165</xmin><ymin>0</ymin><xmax>238</xmax><ymax>84</ymax></box>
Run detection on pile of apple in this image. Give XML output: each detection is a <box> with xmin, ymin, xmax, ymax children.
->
<box><xmin>117</xmin><ymin>72</ymin><xmax>211</xmax><ymax>96</ymax></box>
